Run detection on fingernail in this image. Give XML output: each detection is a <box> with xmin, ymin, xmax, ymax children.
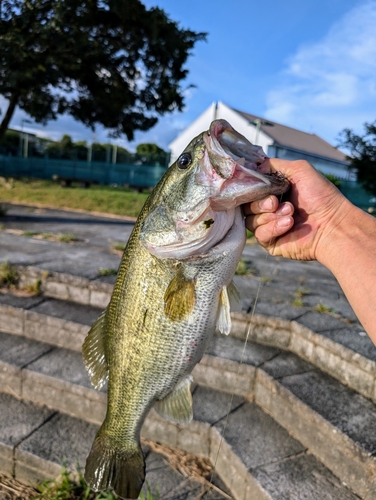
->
<box><xmin>277</xmin><ymin>204</ymin><xmax>291</xmax><ymax>216</ymax></box>
<box><xmin>277</xmin><ymin>216</ymin><xmax>292</xmax><ymax>227</ymax></box>
<box><xmin>259</xmin><ymin>197</ymin><xmax>273</xmax><ymax>211</ymax></box>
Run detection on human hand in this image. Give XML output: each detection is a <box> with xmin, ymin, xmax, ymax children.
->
<box><xmin>244</xmin><ymin>158</ymin><xmax>352</xmax><ymax>262</ymax></box>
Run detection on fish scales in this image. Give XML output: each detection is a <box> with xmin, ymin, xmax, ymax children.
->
<box><xmin>83</xmin><ymin>119</ymin><xmax>290</xmax><ymax>499</ymax></box>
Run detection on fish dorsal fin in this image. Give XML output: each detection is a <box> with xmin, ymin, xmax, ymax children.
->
<box><xmin>217</xmin><ymin>286</ymin><xmax>232</xmax><ymax>335</ymax></box>
<box><xmin>82</xmin><ymin>310</ymin><xmax>108</xmax><ymax>389</ymax></box>
<box><xmin>154</xmin><ymin>375</ymin><xmax>193</xmax><ymax>423</ymax></box>
<box><xmin>228</xmin><ymin>280</ymin><xmax>242</xmax><ymax>312</ymax></box>
<box><xmin>164</xmin><ymin>268</ymin><xmax>195</xmax><ymax>322</ymax></box>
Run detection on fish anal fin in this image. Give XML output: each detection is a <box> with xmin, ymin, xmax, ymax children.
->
<box><xmin>82</xmin><ymin>310</ymin><xmax>108</xmax><ymax>389</ymax></box>
<box><xmin>154</xmin><ymin>375</ymin><xmax>193</xmax><ymax>423</ymax></box>
<box><xmin>217</xmin><ymin>286</ymin><xmax>232</xmax><ymax>335</ymax></box>
<box><xmin>164</xmin><ymin>269</ymin><xmax>195</xmax><ymax>322</ymax></box>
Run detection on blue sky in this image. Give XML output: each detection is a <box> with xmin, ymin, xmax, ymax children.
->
<box><xmin>4</xmin><ymin>0</ymin><xmax>376</xmax><ymax>151</ymax></box>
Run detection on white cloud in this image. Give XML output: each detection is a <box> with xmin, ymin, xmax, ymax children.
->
<box><xmin>265</xmin><ymin>0</ymin><xmax>376</xmax><ymax>143</ymax></box>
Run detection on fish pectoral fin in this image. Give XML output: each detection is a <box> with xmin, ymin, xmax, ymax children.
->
<box><xmin>217</xmin><ymin>286</ymin><xmax>232</xmax><ymax>335</ymax></box>
<box><xmin>82</xmin><ymin>310</ymin><xmax>108</xmax><ymax>389</ymax></box>
<box><xmin>154</xmin><ymin>375</ymin><xmax>193</xmax><ymax>423</ymax></box>
<box><xmin>164</xmin><ymin>268</ymin><xmax>195</xmax><ymax>322</ymax></box>
<box><xmin>228</xmin><ymin>280</ymin><xmax>242</xmax><ymax>312</ymax></box>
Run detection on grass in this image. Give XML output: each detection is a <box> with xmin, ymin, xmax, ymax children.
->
<box><xmin>56</xmin><ymin>233</ymin><xmax>79</xmax><ymax>242</ymax></box>
<box><xmin>315</xmin><ymin>302</ymin><xmax>336</xmax><ymax>314</ymax></box>
<box><xmin>260</xmin><ymin>276</ymin><xmax>271</xmax><ymax>284</ymax></box>
<box><xmin>0</xmin><ymin>469</ymin><xmax>159</xmax><ymax>500</ymax></box>
<box><xmin>98</xmin><ymin>268</ymin><xmax>118</xmax><ymax>276</ymax></box>
<box><xmin>25</xmin><ymin>279</ymin><xmax>42</xmax><ymax>295</ymax></box>
<box><xmin>0</xmin><ymin>178</ymin><xmax>148</xmax><ymax>218</ymax></box>
<box><xmin>0</xmin><ymin>261</ymin><xmax>19</xmax><ymax>287</ymax></box>
<box><xmin>235</xmin><ymin>259</ymin><xmax>256</xmax><ymax>276</ymax></box>
<box><xmin>292</xmin><ymin>297</ymin><xmax>304</xmax><ymax>307</ymax></box>
<box><xmin>292</xmin><ymin>288</ymin><xmax>310</xmax><ymax>307</ymax></box>
<box><xmin>139</xmin><ymin>484</ymin><xmax>159</xmax><ymax>500</ymax></box>
<box><xmin>112</xmin><ymin>242</ymin><xmax>126</xmax><ymax>252</ymax></box>
<box><xmin>36</xmin><ymin>469</ymin><xmax>118</xmax><ymax>500</ymax></box>
<box><xmin>23</xmin><ymin>230</ymin><xmax>38</xmax><ymax>236</ymax></box>
<box><xmin>22</xmin><ymin>231</ymin><xmax>79</xmax><ymax>243</ymax></box>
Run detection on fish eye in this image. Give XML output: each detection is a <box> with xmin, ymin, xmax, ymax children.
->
<box><xmin>177</xmin><ymin>153</ymin><xmax>192</xmax><ymax>169</ymax></box>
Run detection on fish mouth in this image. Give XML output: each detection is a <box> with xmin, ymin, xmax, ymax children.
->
<box><xmin>206</xmin><ymin>120</ymin><xmax>290</xmax><ymax>207</ymax></box>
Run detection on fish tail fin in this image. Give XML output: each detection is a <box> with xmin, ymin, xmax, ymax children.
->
<box><xmin>84</xmin><ymin>433</ymin><xmax>145</xmax><ymax>499</ymax></box>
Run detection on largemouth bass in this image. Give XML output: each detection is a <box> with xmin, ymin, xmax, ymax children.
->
<box><xmin>83</xmin><ymin>119</ymin><xmax>289</xmax><ymax>499</ymax></box>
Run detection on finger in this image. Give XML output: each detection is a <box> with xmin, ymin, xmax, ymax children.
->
<box><xmin>243</xmin><ymin>195</ymin><xmax>279</xmax><ymax>216</ymax></box>
<box><xmin>246</xmin><ymin>215</ymin><xmax>294</xmax><ymax>247</ymax></box>
<box><xmin>244</xmin><ymin>202</ymin><xmax>294</xmax><ymax>228</ymax></box>
<box><xmin>245</xmin><ymin>212</ymin><xmax>278</xmax><ymax>233</ymax></box>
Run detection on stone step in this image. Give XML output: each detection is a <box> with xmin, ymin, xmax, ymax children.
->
<box><xmin>0</xmin><ymin>292</ymin><xmax>101</xmax><ymax>352</ymax></box>
<box><xmin>0</xmin><ymin>386</ymin><xmax>358</xmax><ymax>500</ymax></box>
<box><xmin>1</xmin><ymin>285</ymin><xmax>375</xmax><ymax>405</ymax></box>
<box><xmin>0</xmin><ymin>393</ymin><xmax>228</xmax><ymax>500</ymax></box>
<box><xmin>0</xmin><ymin>329</ymin><xmax>374</xmax><ymax>499</ymax></box>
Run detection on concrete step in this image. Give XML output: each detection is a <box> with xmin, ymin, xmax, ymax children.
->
<box><xmin>0</xmin><ymin>329</ymin><xmax>374</xmax><ymax>498</ymax></box>
<box><xmin>0</xmin><ymin>393</ymin><xmax>228</xmax><ymax>500</ymax></box>
<box><xmin>1</xmin><ymin>284</ymin><xmax>375</xmax><ymax>405</ymax></box>
<box><xmin>0</xmin><ymin>384</ymin><xmax>358</xmax><ymax>500</ymax></box>
<box><xmin>2</xmin><ymin>208</ymin><xmax>375</xmax><ymax>400</ymax></box>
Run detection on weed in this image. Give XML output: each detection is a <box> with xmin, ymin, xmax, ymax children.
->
<box><xmin>25</xmin><ymin>279</ymin><xmax>42</xmax><ymax>295</ymax></box>
<box><xmin>315</xmin><ymin>303</ymin><xmax>335</xmax><ymax>314</ymax></box>
<box><xmin>0</xmin><ymin>204</ymin><xmax>7</xmax><ymax>217</ymax></box>
<box><xmin>99</xmin><ymin>268</ymin><xmax>118</xmax><ymax>276</ymax></box>
<box><xmin>294</xmin><ymin>288</ymin><xmax>310</xmax><ymax>298</ymax></box>
<box><xmin>0</xmin><ymin>261</ymin><xmax>19</xmax><ymax>287</ymax></box>
<box><xmin>139</xmin><ymin>483</ymin><xmax>159</xmax><ymax>500</ymax></box>
<box><xmin>23</xmin><ymin>230</ymin><xmax>39</xmax><ymax>236</ymax></box>
<box><xmin>56</xmin><ymin>233</ymin><xmax>79</xmax><ymax>242</ymax></box>
<box><xmin>292</xmin><ymin>287</ymin><xmax>310</xmax><ymax>307</ymax></box>
<box><xmin>36</xmin><ymin>468</ymin><xmax>117</xmax><ymax>499</ymax></box>
<box><xmin>292</xmin><ymin>297</ymin><xmax>304</xmax><ymax>307</ymax></box>
<box><xmin>260</xmin><ymin>276</ymin><xmax>271</xmax><ymax>284</ymax></box>
<box><xmin>112</xmin><ymin>242</ymin><xmax>126</xmax><ymax>252</ymax></box>
<box><xmin>245</xmin><ymin>229</ymin><xmax>257</xmax><ymax>245</ymax></box>
<box><xmin>235</xmin><ymin>259</ymin><xmax>256</xmax><ymax>276</ymax></box>
<box><xmin>0</xmin><ymin>223</ymin><xmax>4</xmax><ymax>231</ymax></box>
<box><xmin>41</xmin><ymin>233</ymin><xmax>54</xmax><ymax>239</ymax></box>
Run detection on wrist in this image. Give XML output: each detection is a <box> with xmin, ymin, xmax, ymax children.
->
<box><xmin>315</xmin><ymin>197</ymin><xmax>357</xmax><ymax>269</ymax></box>
<box><xmin>316</xmin><ymin>199</ymin><xmax>376</xmax><ymax>272</ymax></box>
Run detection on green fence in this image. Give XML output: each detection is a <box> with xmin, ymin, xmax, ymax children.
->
<box><xmin>0</xmin><ymin>155</ymin><xmax>167</xmax><ymax>189</ymax></box>
<box><xmin>339</xmin><ymin>180</ymin><xmax>375</xmax><ymax>210</ymax></box>
<box><xmin>0</xmin><ymin>155</ymin><xmax>374</xmax><ymax>211</ymax></box>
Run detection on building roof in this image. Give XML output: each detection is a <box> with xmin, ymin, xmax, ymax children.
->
<box><xmin>234</xmin><ymin>109</ymin><xmax>348</xmax><ymax>163</ymax></box>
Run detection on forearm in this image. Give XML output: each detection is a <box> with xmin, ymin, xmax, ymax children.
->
<box><xmin>317</xmin><ymin>201</ymin><xmax>376</xmax><ymax>343</ymax></box>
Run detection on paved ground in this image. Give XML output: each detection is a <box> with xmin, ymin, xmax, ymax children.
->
<box><xmin>1</xmin><ymin>203</ymin><xmax>376</xmax><ymax>499</ymax></box>
<box><xmin>2</xmin><ymin>202</ymin><xmax>374</xmax><ymax>362</ymax></box>
<box><xmin>0</xmin><ymin>202</ymin><xmax>366</xmax><ymax>323</ymax></box>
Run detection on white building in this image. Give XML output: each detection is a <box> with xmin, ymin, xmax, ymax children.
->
<box><xmin>168</xmin><ymin>102</ymin><xmax>352</xmax><ymax>180</ymax></box>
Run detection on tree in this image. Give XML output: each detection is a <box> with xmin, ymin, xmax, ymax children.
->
<box><xmin>135</xmin><ymin>142</ymin><xmax>168</xmax><ymax>166</ymax></box>
<box><xmin>0</xmin><ymin>0</ymin><xmax>206</xmax><ymax>141</ymax></box>
<box><xmin>0</xmin><ymin>129</ymin><xmax>19</xmax><ymax>155</ymax></box>
<box><xmin>339</xmin><ymin>121</ymin><xmax>376</xmax><ymax>196</ymax></box>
